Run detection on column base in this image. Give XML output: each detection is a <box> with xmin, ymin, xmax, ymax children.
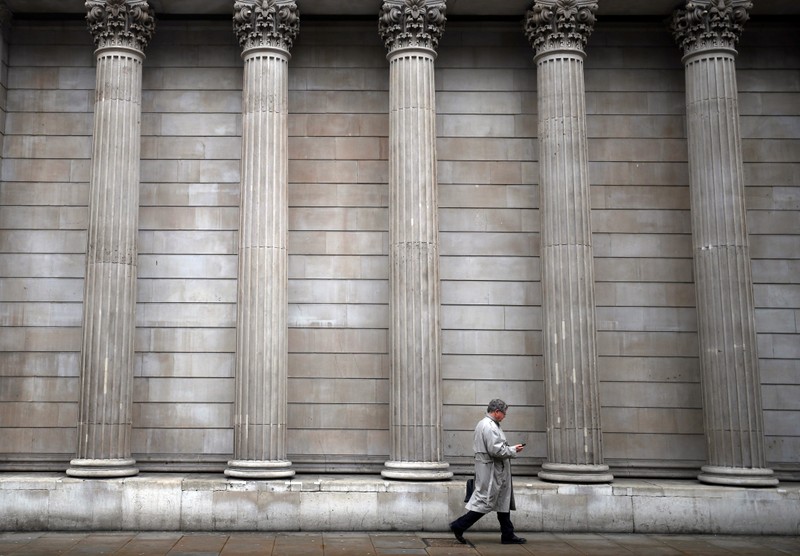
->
<box><xmin>224</xmin><ymin>459</ymin><xmax>295</xmax><ymax>479</ymax></box>
<box><xmin>699</xmin><ymin>465</ymin><xmax>778</xmax><ymax>487</ymax></box>
<box><xmin>538</xmin><ymin>462</ymin><xmax>613</xmax><ymax>484</ymax></box>
<box><xmin>381</xmin><ymin>460</ymin><xmax>453</xmax><ymax>481</ymax></box>
<box><xmin>66</xmin><ymin>458</ymin><xmax>138</xmax><ymax>478</ymax></box>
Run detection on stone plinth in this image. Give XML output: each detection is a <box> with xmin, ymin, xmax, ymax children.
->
<box><xmin>2</xmin><ymin>473</ymin><xmax>798</xmax><ymax>534</ymax></box>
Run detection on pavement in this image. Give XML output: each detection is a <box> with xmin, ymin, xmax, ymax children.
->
<box><xmin>1</xmin><ymin>531</ymin><xmax>799</xmax><ymax>555</ymax></box>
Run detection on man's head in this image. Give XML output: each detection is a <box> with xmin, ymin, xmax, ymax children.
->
<box><xmin>487</xmin><ymin>399</ymin><xmax>508</xmax><ymax>421</ymax></box>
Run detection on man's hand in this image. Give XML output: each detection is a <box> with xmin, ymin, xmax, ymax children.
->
<box><xmin>514</xmin><ymin>444</ymin><xmax>525</xmax><ymax>453</ymax></box>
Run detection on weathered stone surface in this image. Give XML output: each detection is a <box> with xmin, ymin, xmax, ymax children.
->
<box><xmin>2</xmin><ymin>474</ymin><xmax>799</xmax><ymax>534</ymax></box>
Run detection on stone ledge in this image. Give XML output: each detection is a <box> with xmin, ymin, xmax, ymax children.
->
<box><xmin>1</xmin><ymin>473</ymin><xmax>798</xmax><ymax>535</ymax></box>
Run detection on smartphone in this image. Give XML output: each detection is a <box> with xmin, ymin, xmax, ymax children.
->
<box><xmin>520</xmin><ymin>443</ymin><xmax>527</xmax><ymax>446</ymax></box>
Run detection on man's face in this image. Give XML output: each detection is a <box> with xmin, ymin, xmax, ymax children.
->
<box><xmin>491</xmin><ymin>409</ymin><xmax>506</xmax><ymax>422</ymax></box>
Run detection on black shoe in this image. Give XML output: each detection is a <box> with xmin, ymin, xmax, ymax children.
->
<box><xmin>449</xmin><ymin>522</ymin><xmax>467</xmax><ymax>544</ymax></box>
<box><xmin>501</xmin><ymin>535</ymin><xmax>527</xmax><ymax>544</ymax></box>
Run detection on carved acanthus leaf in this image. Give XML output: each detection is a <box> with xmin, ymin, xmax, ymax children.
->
<box><xmin>670</xmin><ymin>0</ymin><xmax>752</xmax><ymax>55</ymax></box>
<box><xmin>85</xmin><ymin>0</ymin><xmax>155</xmax><ymax>51</ymax></box>
<box><xmin>379</xmin><ymin>0</ymin><xmax>447</xmax><ymax>53</ymax></box>
<box><xmin>233</xmin><ymin>0</ymin><xmax>299</xmax><ymax>52</ymax></box>
<box><xmin>524</xmin><ymin>0</ymin><xmax>598</xmax><ymax>55</ymax></box>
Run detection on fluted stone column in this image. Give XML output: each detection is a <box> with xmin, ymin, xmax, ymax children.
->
<box><xmin>224</xmin><ymin>0</ymin><xmax>299</xmax><ymax>479</ymax></box>
<box><xmin>671</xmin><ymin>0</ymin><xmax>777</xmax><ymax>487</ymax></box>
<box><xmin>525</xmin><ymin>0</ymin><xmax>611</xmax><ymax>484</ymax></box>
<box><xmin>68</xmin><ymin>0</ymin><xmax>154</xmax><ymax>478</ymax></box>
<box><xmin>379</xmin><ymin>0</ymin><xmax>451</xmax><ymax>481</ymax></box>
<box><xmin>0</xmin><ymin>1</ymin><xmax>10</xmax><ymax>166</ymax></box>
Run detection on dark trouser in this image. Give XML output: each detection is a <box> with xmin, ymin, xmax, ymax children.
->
<box><xmin>451</xmin><ymin>510</ymin><xmax>515</xmax><ymax>539</ymax></box>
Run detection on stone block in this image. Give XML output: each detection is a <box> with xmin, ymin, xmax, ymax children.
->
<box><xmin>438</xmin><ymin>114</ymin><xmax>516</xmax><ymax>138</ymax></box>
<box><xmin>0</xmin><ymin>351</ymin><xmax>80</xmax><ymax>377</ymax></box>
<box><xmin>137</xmin><ymin>254</ymin><xmax>237</xmax><ymax>279</ymax></box>
<box><xmin>440</xmin><ymin>231</ymin><xmax>536</xmax><ymax>256</ymax></box>
<box><xmin>132</xmin><ymin>428</ymin><xmax>233</xmax><ymax>456</ymax></box>
<box><xmin>137</xmin><ymin>278</ymin><xmax>236</xmax><ymax>304</ymax></box>
<box><xmin>438</xmin><ymin>137</ymin><xmax>535</xmax><ymax>162</ymax></box>
<box><xmin>594</xmin><ymin>257</ymin><xmax>694</xmax><ymax>283</ymax></box>
<box><xmin>355</xmin><ymin>160</ymin><xmax>389</xmax><ymax>184</ymax></box>
<box><xmin>601</xmin><ymin>407</ymin><xmax>704</xmax><ymax>435</ymax></box>
<box><xmin>288</xmin><ymin>352</ymin><xmax>388</xmax><ymax>379</ymax></box>
<box><xmin>439</xmin><ymin>68</ymin><xmax>516</xmax><ymax>92</ymax></box>
<box><xmin>441</xmin><ymin>354</ymin><xmax>542</xmax><ymax>381</ymax></box>
<box><xmin>285</xmin><ymin>429</ymin><xmax>388</xmax><ymax>457</ymax></box>
<box><xmin>437</xmin><ymin>91</ymin><xmax>522</xmax><ymax>115</ymax></box>
<box><xmin>599</xmin><ymin>381</ymin><xmax>701</xmax><ymax>409</ymax></box>
<box><xmin>0</xmin><ymin>301</ymin><xmax>82</xmax><ymax>327</ymax></box>
<box><xmin>301</xmin><ymin>491</ymin><xmax>379</xmax><ymax>530</ymax></box>
<box><xmin>47</xmin><ymin>479</ymin><xmax>125</xmax><ymax>530</ymax></box>
<box><xmin>287</xmin><ymin>377</ymin><xmax>387</xmax><ymax>405</ymax></box>
<box><xmin>177</xmin><ymin>160</ymin><xmax>240</xmax><ymax>184</ymax></box>
<box><xmin>136</xmin><ymin>325</ymin><xmax>236</xmax><ymax>353</ymax></box>
<box><xmin>289</xmin><ymin>404</ymin><xmax>388</xmax><ymax>430</ymax></box>
<box><xmin>0</xmin><ymin>485</ymin><xmax>51</xmax><ymax>530</ymax></box>
<box><xmin>594</xmin><ymin>283</ymin><xmax>696</xmax><ymax>308</ymax></box>
<box><xmin>258</xmin><ymin>489</ymin><xmax>302</xmax><ymax>530</ymax></box>
<box><xmin>603</xmin><ymin>432</ymin><xmax>706</xmax><ymax>461</ymax></box>
<box><xmin>143</xmin><ymin>90</ymin><xmax>241</xmax><ymax>114</ymax></box>
<box><xmin>440</xmin><ymin>256</ymin><xmax>537</xmax><ymax>281</ymax></box>
<box><xmin>121</xmin><ymin>476</ymin><xmax>182</xmax><ymax>530</ymax></box>
<box><xmin>289</xmin><ymin>91</ymin><xmax>387</xmax><ymax>115</ymax></box>
<box><xmin>740</xmin><ymin>92</ymin><xmax>800</xmax><ymax>116</ymax></box>
<box><xmin>288</xmin><ymin>328</ymin><xmax>387</xmax><ymax>354</ymax></box>
<box><xmin>133</xmin><ymin>401</ymin><xmax>232</xmax><ymax>428</ymax></box>
<box><xmin>598</xmin><ymin>356</ymin><xmax>700</xmax><ymax>383</ymax></box>
<box><xmin>7</xmin><ymin>90</ymin><xmax>91</xmax><ymax>113</ymax></box>
<box><xmin>441</xmin><ymin>280</ymin><xmax>541</xmax><ymax>306</ymax></box>
<box><xmin>135</xmin><ymin>352</ymin><xmax>235</xmax><ymax>379</ymax></box>
<box><xmin>442</xmin><ymin>329</ymin><xmax>538</xmax><ymax>356</ymax></box>
<box><xmin>133</xmin><ymin>377</ymin><xmax>234</xmax><ymax>403</ymax></box>
<box><xmin>289</xmin><ymin>159</ymin><xmax>358</xmax><ymax>183</ymax></box>
<box><xmin>179</xmin><ymin>487</ymin><xmax>216</xmax><ymax>530</ymax></box>
<box><xmin>137</xmin><ymin>303</ymin><xmax>233</xmax><ymax>329</ymax></box>
<box><xmin>441</xmin><ymin>305</ymin><xmax>504</xmax><ymax>330</ymax></box>
<box><xmin>595</xmin><ymin>307</ymin><xmax>697</xmax><ymax>333</ymax></box>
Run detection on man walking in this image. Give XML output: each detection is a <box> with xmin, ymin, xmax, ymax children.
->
<box><xmin>449</xmin><ymin>399</ymin><xmax>527</xmax><ymax>545</ymax></box>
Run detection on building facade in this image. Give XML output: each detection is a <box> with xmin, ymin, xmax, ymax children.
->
<box><xmin>1</xmin><ymin>0</ymin><xmax>798</xmax><ymax>487</ymax></box>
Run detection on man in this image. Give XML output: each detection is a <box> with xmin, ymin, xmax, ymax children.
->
<box><xmin>449</xmin><ymin>399</ymin><xmax>527</xmax><ymax>545</ymax></box>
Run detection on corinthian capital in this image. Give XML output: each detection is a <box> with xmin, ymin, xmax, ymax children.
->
<box><xmin>524</xmin><ymin>0</ymin><xmax>598</xmax><ymax>56</ymax></box>
<box><xmin>379</xmin><ymin>0</ymin><xmax>447</xmax><ymax>54</ymax></box>
<box><xmin>670</xmin><ymin>0</ymin><xmax>752</xmax><ymax>56</ymax></box>
<box><xmin>233</xmin><ymin>0</ymin><xmax>299</xmax><ymax>53</ymax></box>
<box><xmin>85</xmin><ymin>0</ymin><xmax>155</xmax><ymax>52</ymax></box>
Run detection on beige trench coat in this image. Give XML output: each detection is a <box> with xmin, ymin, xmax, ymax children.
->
<box><xmin>465</xmin><ymin>414</ymin><xmax>517</xmax><ymax>513</ymax></box>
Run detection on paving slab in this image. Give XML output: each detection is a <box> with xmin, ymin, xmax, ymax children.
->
<box><xmin>1</xmin><ymin>532</ymin><xmax>798</xmax><ymax>555</ymax></box>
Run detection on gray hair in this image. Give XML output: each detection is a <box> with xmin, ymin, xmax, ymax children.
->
<box><xmin>487</xmin><ymin>399</ymin><xmax>508</xmax><ymax>414</ymax></box>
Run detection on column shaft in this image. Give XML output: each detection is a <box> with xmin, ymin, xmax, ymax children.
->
<box><xmin>671</xmin><ymin>0</ymin><xmax>776</xmax><ymax>487</ymax></box>
<box><xmin>69</xmin><ymin>0</ymin><xmax>154</xmax><ymax>478</ymax></box>
<box><xmin>525</xmin><ymin>0</ymin><xmax>611</xmax><ymax>484</ymax></box>
<box><xmin>686</xmin><ymin>52</ymin><xmax>775</xmax><ymax>486</ymax></box>
<box><xmin>226</xmin><ymin>49</ymin><xmax>292</xmax><ymax>479</ymax></box>
<box><xmin>384</xmin><ymin>50</ymin><xmax>449</xmax><ymax>479</ymax></box>
<box><xmin>226</xmin><ymin>1</ymin><xmax>298</xmax><ymax>479</ymax></box>
<box><xmin>72</xmin><ymin>50</ymin><xmax>141</xmax><ymax>476</ymax></box>
<box><xmin>379</xmin><ymin>0</ymin><xmax>451</xmax><ymax>481</ymax></box>
<box><xmin>537</xmin><ymin>51</ymin><xmax>610</xmax><ymax>484</ymax></box>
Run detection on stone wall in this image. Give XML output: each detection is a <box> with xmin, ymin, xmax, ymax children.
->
<box><xmin>0</xmin><ymin>17</ymin><xmax>797</xmax><ymax>478</ymax></box>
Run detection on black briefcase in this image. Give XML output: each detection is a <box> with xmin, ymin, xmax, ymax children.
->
<box><xmin>464</xmin><ymin>478</ymin><xmax>474</xmax><ymax>502</ymax></box>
